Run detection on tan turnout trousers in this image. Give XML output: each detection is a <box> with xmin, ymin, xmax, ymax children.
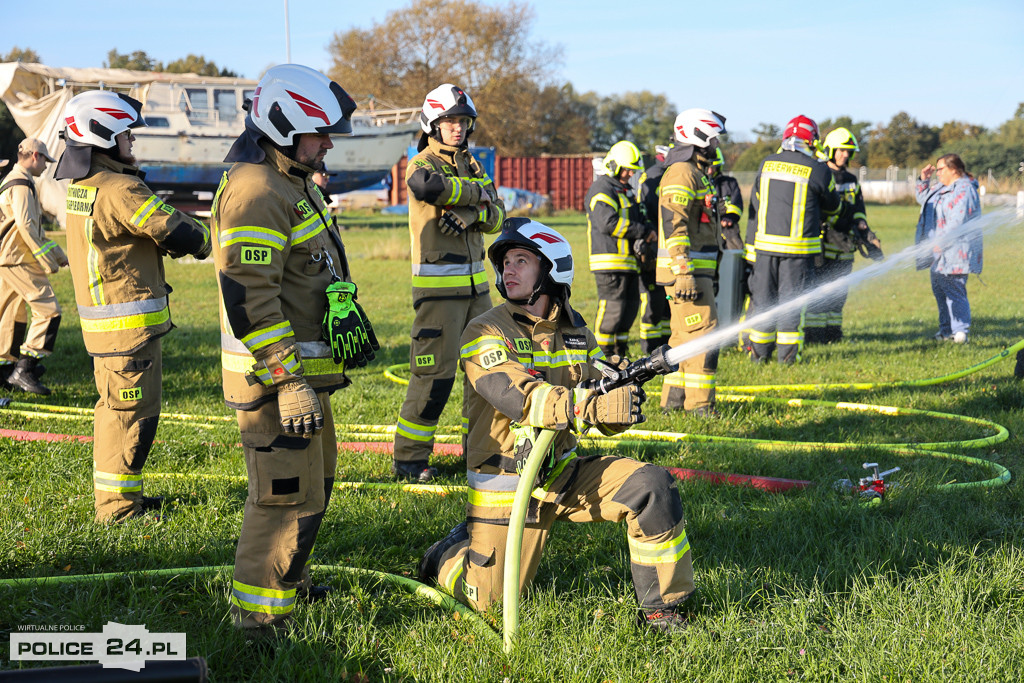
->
<box><xmin>92</xmin><ymin>338</ymin><xmax>162</xmax><ymax>521</ymax></box>
<box><xmin>0</xmin><ymin>261</ymin><xmax>60</xmax><ymax>361</ymax></box>
<box><xmin>436</xmin><ymin>455</ymin><xmax>695</xmax><ymax>613</ymax></box>
<box><xmin>229</xmin><ymin>393</ymin><xmax>337</xmax><ymax>630</ymax></box>
<box><xmin>394</xmin><ymin>295</ymin><xmax>492</xmax><ymax>464</ymax></box>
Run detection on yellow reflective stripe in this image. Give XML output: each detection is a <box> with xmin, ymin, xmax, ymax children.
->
<box><xmin>628</xmin><ymin>531</ymin><xmax>690</xmax><ymax>565</ymax></box>
<box><xmin>220</xmin><ymin>226</ymin><xmax>288</xmax><ymax>250</ymax></box>
<box><xmin>666</xmin><ymin>236</ymin><xmax>690</xmax><ymax>249</ymax></box>
<box><xmin>484</xmin><ymin>201</ymin><xmax>505</xmax><ymax>234</ymax></box>
<box><xmin>661</xmin><ymin>184</ymin><xmax>696</xmax><ymax>199</ymax></box>
<box><xmin>589</xmin><ymin>254</ymin><xmax>637</xmax><ymax>270</ymax></box>
<box><xmin>748</xmin><ymin>329</ymin><xmax>776</xmax><ymax>343</ymax></box>
<box><xmin>80</xmin><ymin>307</ymin><xmax>169</xmax><ymax>333</ymax></box>
<box><xmin>93</xmin><ymin>469</ymin><xmax>143</xmax><ymax>493</ymax></box>
<box><xmin>528</xmin><ymin>385</ymin><xmax>555</xmax><ymax>425</ymax></box>
<box><xmin>230</xmin><ymin>579</ymin><xmax>295</xmax><ymax>615</ymax></box>
<box><xmin>448</xmin><ymin>177</ymin><xmax>463</xmax><ymax>205</ymax></box>
<box><xmin>32</xmin><ymin>241</ymin><xmax>58</xmax><ymax>258</ymax></box>
<box><xmin>589</xmin><ymin>193</ymin><xmax>618</xmax><ymax>211</ymax></box>
<box><xmin>778</xmin><ymin>331</ymin><xmax>803</xmax><ymax>345</ymax></box>
<box><xmin>291</xmin><ymin>213</ymin><xmax>325</xmax><ymax>245</ymax></box>
<box><xmin>790</xmin><ymin>182</ymin><xmax>808</xmax><ymax>237</ymax></box>
<box><xmin>130</xmin><ymin>194</ymin><xmax>162</xmax><ymax>228</ymax></box>
<box><xmin>241</xmin><ymin>321</ymin><xmax>294</xmax><ymax>352</ymax></box>
<box><xmin>533</xmin><ymin>350</ymin><xmax>589</xmax><ymax>368</ymax></box>
<box><xmin>412</xmin><ymin>270</ymin><xmax>488</xmax><ymax>289</ymax></box>
<box><xmin>397</xmin><ymin>417</ymin><xmax>437</xmax><ymax>442</ymax></box>
<box><xmin>691</xmin><ymin>258</ymin><xmax>717</xmax><ymax>270</ymax></box>
<box><xmin>684</xmin><ymin>373</ymin><xmax>715</xmax><ymax>390</ymax></box>
<box><xmin>84</xmin><ymin>218</ymin><xmax>105</xmax><ymax>307</ymax></box>
<box><xmin>253</xmin><ymin>351</ymin><xmax>299</xmax><ymax>386</ymax></box>
<box><xmin>724</xmin><ymin>201</ymin><xmax>741</xmax><ymax>215</ymax></box>
<box><xmin>467</xmin><ymin>487</ymin><xmax>517</xmax><ymax>507</ymax></box>
<box><xmin>443</xmin><ymin>559</ymin><xmax>464</xmax><ymax>594</ymax></box>
<box><xmin>460</xmin><ymin>335</ymin><xmax>508</xmax><ymax>358</ymax></box>
<box><xmin>221</xmin><ymin>350</ymin><xmax>255</xmax><ymax>374</ymax></box>
<box><xmin>754</xmin><ymin>234</ymin><xmax>820</xmax><ymax>255</ymax></box>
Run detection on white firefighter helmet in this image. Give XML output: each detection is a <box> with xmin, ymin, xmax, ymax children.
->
<box><xmin>248</xmin><ymin>64</ymin><xmax>356</xmax><ymax>146</ymax></box>
<box><xmin>673</xmin><ymin>108</ymin><xmax>726</xmax><ymax>147</ymax></box>
<box><xmin>419</xmin><ymin>83</ymin><xmax>477</xmax><ymax>135</ymax></box>
<box><xmin>488</xmin><ymin>217</ymin><xmax>574</xmax><ymax>304</ymax></box>
<box><xmin>62</xmin><ymin>90</ymin><xmax>146</xmax><ymax>149</ymax></box>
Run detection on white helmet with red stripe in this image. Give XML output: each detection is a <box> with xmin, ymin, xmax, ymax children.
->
<box><xmin>673</xmin><ymin>108</ymin><xmax>726</xmax><ymax>148</ymax></box>
<box><xmin>420</xmin><ymin>83</ymin><xmax>477</xmax><ymax>135</ymax></box>
<box><xmin>248</xmin><ymin>64</ymin><xmax>356</xmax><ymax>146</ymax></box>
<box><xmin>488</xmin><ymin>217</ymin><xmax>574</xmax><ymax>304</ymax></box>
<box><xmin>62</xmin><ymin>90</ymin><xmax>146</xmax><ymax>149</ymax></box>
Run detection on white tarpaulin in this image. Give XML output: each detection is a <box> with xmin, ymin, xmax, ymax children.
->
<box><xmin>0</xmin><ymin>62</ymin><xmax>252</xmax><ymax>225</ymax></box>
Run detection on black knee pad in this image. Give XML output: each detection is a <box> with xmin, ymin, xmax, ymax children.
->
<box><xmin>422</xmin><ymin>376</ymin><xmax>456</xmax><ymax>420</ymax></box>
<box><xmin>612</xmin><ymin>465</ymin><xmax>684</xmax><ymax>536</ymax></box>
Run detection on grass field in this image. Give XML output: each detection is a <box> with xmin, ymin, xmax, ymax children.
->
<box><xmin>1</xmin><ymin>204</ymin><xmax>1022</xmax><ymax>681</ymax></box>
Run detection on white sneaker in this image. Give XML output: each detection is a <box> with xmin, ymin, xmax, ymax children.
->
<box><xmin>952</xmin><ymin>331</ymin><xmax>968</xmax><ymax>344</ymax></box>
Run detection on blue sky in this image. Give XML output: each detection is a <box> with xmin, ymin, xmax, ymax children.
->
<box><xmin>6</xmin><ymin>0</ymin><xmax>1023</xmax><ymax>141</ymax></box>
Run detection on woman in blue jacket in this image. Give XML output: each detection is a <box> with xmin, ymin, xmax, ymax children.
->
<box><xmin>914</xmin><ymin>154</ymin><xmax>982</xmax><ymax>343</ymax></box>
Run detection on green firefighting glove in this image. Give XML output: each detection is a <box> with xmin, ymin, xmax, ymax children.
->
<box><xmin>673</xmin><ymin>273</ymin><xmax>699</xmax><ymax>302</ymax></box>
<box><xmin>277</xmin><ymin>378</ymin><xmax>324</xmax><ymax>437</ymax></box>
<box><xmin>323</xmin><ymin>281</ymin><xmax>379</xmax><ymax>367</ymax></box>
<box><xmin>573</xmin><ymin>384</ymin><xmax>647</xmax><ymax>427</ymax></box>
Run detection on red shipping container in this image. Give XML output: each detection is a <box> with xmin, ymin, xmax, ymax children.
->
<box><xmin>389</xmin><ymin>154</ymin><xmax>599</xmax><ymax>211</ymax></box>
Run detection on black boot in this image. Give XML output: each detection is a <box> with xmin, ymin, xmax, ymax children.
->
<box><xmin>8</xmin><ymin>357</ymin><xmax>50</xmax><ymax>395</ymax></box>
<box><xmin>418</xmin><ymin>521</ymin><xmax>469</xmax><ymax>584</ymax></box>
<box><xmin>0</xmin><ymin>364</ymin><xmax>12</xmax><ymax>390</ymax></box>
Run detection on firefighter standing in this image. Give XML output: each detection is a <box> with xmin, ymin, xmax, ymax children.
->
<box><xmin>634</xmin><ymin>145</ymin><xmax>671</xmax><ymax>354</ymax></box>
<box><xmin>393</xmin><ymin>84</ymin><xmax>505</xmax><ymax>483</ymax></box>
<box><xmin>745</xmin><ymin>115</ymin><xmax>841</xmax><ymax>364</ymax></box>
<box><xmin>0</xmin><ymin>138</ymin><xmax>65</xmax><ymax>395</ymax></box>
<box><xmin>707</xmin><ymin>148</ymin><xmax>744</xmax><ymax>253</ymax></box>
<box><xmin>418</xmin><ymin>218</ymin><xmax>694</xmax><ymax>633</ymax></box>
<box><xmin>585</xmin><ymin>141</ymin><xmax>649</xmax><ymax>357</ymax></box>
<box><xmin>803</xmin><ymin>128</ymin><xmax>882</xmax><ymax>344</ymax></box>
<box><xmin>656</xmin><ymin>109</ymin><xmax>727</xmax><ymax>414</ymax></box>
<box><xmin>54</xmin><ymin>91</ymin><xmax>211</xmax><ymax>522</ymax></box>
<box><xmin>212</xmin><ymin>65</ymin><xmax>375</xmax><ymax>635</ymax></box>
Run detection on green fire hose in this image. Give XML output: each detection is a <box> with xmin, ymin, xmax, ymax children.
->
<box><xmin>502</xmin><ymin>427</ymin><xmax>558</xmax><ymax>654</ymax></box>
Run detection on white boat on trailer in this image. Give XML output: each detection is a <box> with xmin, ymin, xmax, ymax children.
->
<box><xmin>0</xmin><ymin>62</ymin><xmax>419</xmax><ymax>223</ymax></box>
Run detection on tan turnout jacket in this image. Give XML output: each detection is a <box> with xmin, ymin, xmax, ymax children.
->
<box><xmin>406</xmin><ymin>137</ymin><xmax>504</xmax><ymax>307</ymax></box>
<box><xmin>0</xmin><ymin>164</ymin><xmax>65</xmax><ymax>272</ymax></box>
<box><xmin>64</xmin><ymin>154</ymin><xmax>210</xmax><ymax>356</ymax></box>
<box><xmin>655</xmin><ymin>148</ymin><xmax>718</xmax><ymax>286</ymax></box>
<box><xmin>213</xmin><ymin>143</ymin><xmax>351</xmax><ymax>410</ymax></box>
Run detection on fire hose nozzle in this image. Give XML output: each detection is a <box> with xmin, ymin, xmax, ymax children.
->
<box><xmin>593</xmin><ymin>344</ymin><xmax>677</xmax><ymax>395</ymax></box>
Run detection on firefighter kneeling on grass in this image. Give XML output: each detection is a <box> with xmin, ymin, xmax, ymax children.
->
<box><xmin>417</xmin><ymin>218</ymin><xmax>694</xmax><ymax>633</ymax></box>
<box><xmin>211</xmin><ymin>64</ymin><xmax>377</xmax><ymax>638</ymax></box>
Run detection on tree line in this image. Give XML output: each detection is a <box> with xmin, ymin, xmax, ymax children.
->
<box><xmin>4</xmin><ymin>8</ymin><xmax>1023</xmax><ymax>180</ymax></box>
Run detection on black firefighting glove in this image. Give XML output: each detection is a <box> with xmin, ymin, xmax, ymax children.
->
<box><xmin>323</xmin><ymin>281</ymin><xmax>379</xmax><ymax>367</ymax></box>
<box><xmin>438</xmin><ymin>206</ymin><xmax>479</xmax><ymax>237</ymax></box>
<box><xmin>573</xmin><ymin>384</ymin><xmax>647</xmax><ymax>427</ymax></box>
<box><xmin>673</xmin><ymin>273</ymin><xmax>699</xmax><ymax>302</ymax></box>
<box><xmin>721</xmin><ymin>226</ymin><xmax>744</xmax><ymax>251</ymax></box>
<box><xmin>277</xmin><ymin>378</ymin><xmax>324</xmax><ymax>437</ymax></box>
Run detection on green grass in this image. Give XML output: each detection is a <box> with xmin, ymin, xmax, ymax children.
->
<box><xmin>2</xmin><ymin>205</ymin><xmax>1023</xmax><ymax>681</ymax></box>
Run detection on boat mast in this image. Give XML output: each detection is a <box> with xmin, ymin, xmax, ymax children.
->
<box><xmin>284</xmin><ymin>0</ymin><xmax>292</xmax><ymax>63</ymax></box>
